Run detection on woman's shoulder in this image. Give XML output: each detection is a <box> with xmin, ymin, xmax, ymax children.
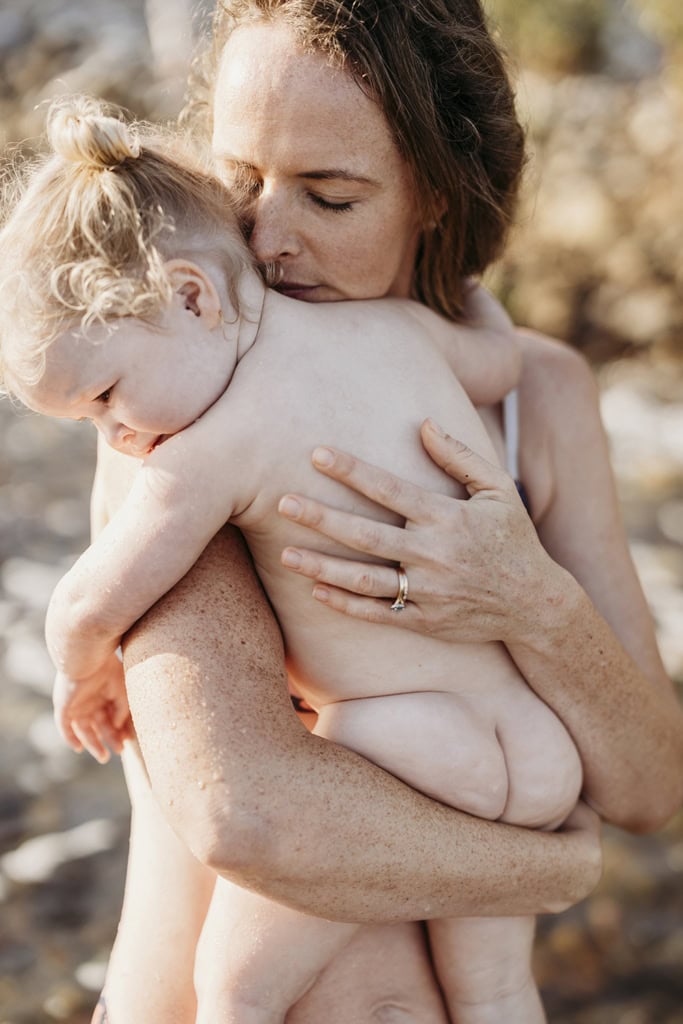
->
<box><xmin>517</xmin><ymin>329</ymin><xmax>597</xmax><ymax>396</ymax></box>
<box><xmin>516</xmin><ymin>328</ymin><xmax>601</xmax><ymax>435</ymax></box>
<box><xmin>514</xmin><ymin>329</ymin><xmax>603</xmax><ymax>522</ymax></box>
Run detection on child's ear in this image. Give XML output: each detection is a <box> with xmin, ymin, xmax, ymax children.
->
<box><xmin>164</xmin><ymin>259</ymin><xmax>222</xmax><ymax>328</ymax></box>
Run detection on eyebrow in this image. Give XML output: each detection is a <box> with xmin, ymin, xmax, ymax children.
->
<box><xmin>215</xmin><ymin>155</ymin><xmax>379</xmax><ymax>187</ymax></box>
<box><xmin>300</xmin><ymin>169</ymin><xmax>379</xmax><ymax>186</ymax></box>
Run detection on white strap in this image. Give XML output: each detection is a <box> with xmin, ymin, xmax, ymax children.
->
<box><xmin>503</xmin><ymin>388</ymin><xmax>520</xmax><ymax>480</ymax></box>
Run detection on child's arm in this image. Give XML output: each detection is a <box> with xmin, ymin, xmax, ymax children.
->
<box><xmin>45</xmin><ymin>400</ymin><xmax>249</xmax><ymax>694</ymax></box>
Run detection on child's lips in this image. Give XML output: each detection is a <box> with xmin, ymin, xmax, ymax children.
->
<box><xmin>146</xmin><ymin>435</ymin><xmax>167</xmax><ymax>455</ymax></box>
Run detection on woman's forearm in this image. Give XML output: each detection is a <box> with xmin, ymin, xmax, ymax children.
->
<box><xmin>123</xmin><ymin>526</ymin><xmax>602</xmax><ymax>924</ymax></box>
<box><xmin>507</xmin><ymin>564</ymin><xmax>683</xmax><ymax>833</ymax></box>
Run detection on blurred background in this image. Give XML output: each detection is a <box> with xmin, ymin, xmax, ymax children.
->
<box><xmin>0</xmin><ymin>1</ymin><xmax>681</xmax><ymax>1021</ymax></box>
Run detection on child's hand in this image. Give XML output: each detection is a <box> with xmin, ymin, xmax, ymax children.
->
<box><xmin>53</xmin><ymin>651</ymin><xmax>133</xmax><ymax>764</ymax></box>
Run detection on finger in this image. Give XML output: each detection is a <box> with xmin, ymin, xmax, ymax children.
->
<box><xmin>282</xmin><ymin>547</ymin><xmax>401</xmax><ymax>597</ymax></box>
<box><xmin>420</xmin><ymin>420</ymin><xmax>515</xmax><ymax>498</ymax></box>
<box><xmin>72</xmin><ymin>721</ymin><xmax>110</xmax><ymax>765</ymax></box>
<box><xmin>308</xmin><ymin>447</ymin><xmax>441</xmax><ymax>522</ymax></box>
<box><xmin>312</xmin><ymin>583</ymin><xmax>423</xmax><ymax>629</ymax></box>
<box><xmin>55</xmin><ymin>709</ymin><xmax>83</xmax><ymax>753</ymax></box>
<box><xmin>278</xmin><ymin>495</ymin><xmax>411</xmax><ymax>560</ymax></box>
<box><xmin>112</xmin><ymin>699</ymin><xmax>131</xmax><ymax>731</ymax></box>
<box><xmin>94</xmin><ymin>710</ymin><xmax>124</xmax><ymax>756</ymax></box>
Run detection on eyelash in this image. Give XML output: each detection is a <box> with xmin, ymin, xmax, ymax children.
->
<box><xmin>227</xmin><ymin>172</ymin><xmax>354</xmax><ymax>215</ymax></box>
<box><xmin>310</xmin><ymin>194</ymin><xmax>354</xmax><ymax>214</ymax></box>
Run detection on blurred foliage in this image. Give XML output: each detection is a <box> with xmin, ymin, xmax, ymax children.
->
<box><xmin>634</xmin><ymin>0</ymin><xmax>683</xmax><ymax>75</ymax></box>
<box><xmin>485</xmin><ymin>0</ymin><xmax>607</xmax><ymax>73</ymax></box>
<box><xmin>485</xmin><ymin>0</ymin><xmax>683</xmax><ymax>76</ymax></box>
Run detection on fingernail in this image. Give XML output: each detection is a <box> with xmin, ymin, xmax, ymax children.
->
<box><xmin>312</xmin><ymin>447</ymin><xmax>335</xmax><ymax>468</ymax></box>
<box><xmin>425</xmin><ymin>418</ymin><xmax>446</xmax><ymax>437</ymax></box>
<box><xmin>279</xmin><ymin>496</ymin><xmax>302</xmax><ymax>517</ymax></box>
<box><xmin>282</xmin><ymin>548</ymin><xmax>302</xmax><ymax>569</ymax></box>
<box><xmin>313</xmin><ymin>586</ymin><xmax>330</xmax><ymax>603</ymax></box>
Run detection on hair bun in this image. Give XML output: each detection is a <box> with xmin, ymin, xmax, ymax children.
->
<box><xmin>47</xmin><ymin>98</ymin><xmax>141</xmax><ymax>170</ymax></box>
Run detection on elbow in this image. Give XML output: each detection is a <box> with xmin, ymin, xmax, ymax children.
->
<box><xmin>596</xmin><ymin>763</ymin><xmax>683</xmax><ymax>836</ymax></box>
<box><xmin>619</xmin><ymin>798</ymin><xmax>682</xmax><ymax>836</ymax></box>
<box><xmin>46</xmin><ymin>583</ymin><xmax>111</xmax><ymax>666</ymax></box>
<box><xmin>170</xmin><ymin>790</ymin><xmax>288</xmax><ymax>883</ymax></box>
<box><xmin>632</xmin><ymin>725</ymin><xmax>683</xmax><ymax>834</ymax></box>
<box><xmin>630</xmin><ymin>774</ymin><xmax>683</xmax><ymax>835</ymax></box>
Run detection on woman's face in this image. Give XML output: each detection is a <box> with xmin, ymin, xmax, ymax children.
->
<box><xmin>212</xmin><ymin>21</ymin><xmax>422</xmax><ymax>302</ymax></box>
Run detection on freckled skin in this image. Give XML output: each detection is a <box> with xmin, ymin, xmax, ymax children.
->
<box><xmin>91</xmin><ymin>16</ymin><xmax>682</xmax><ymax>1023</ymax></box>
<box><xmin>97</xmin><ymin>442</ymin><xmax>600</xmax><ymax>1022</ymax></box>
<box><xmin>212</xmin><ymin>22</ymin><xmax>422</xmax><ymax>302</ymax></box>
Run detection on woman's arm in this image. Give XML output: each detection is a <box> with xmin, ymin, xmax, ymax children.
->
<box><xmin>121</xmin><ymin>521</ymin><xmax>602</xmax><ymax>923</ymax></box>
<box><xmin>274</xmin><ymin>338</ymin><xmax>683</xmax><ymax>834</ymax></box>
<box><xmin>508</xmin><ymin>332</ymin><xmax>683</xmax><ymax>830</ymax></box>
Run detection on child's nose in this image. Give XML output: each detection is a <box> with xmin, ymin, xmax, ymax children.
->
<box><xmin>99</xmin><ymin>418</ymin><xmax>135</xmax><ymax>451</ymax></box>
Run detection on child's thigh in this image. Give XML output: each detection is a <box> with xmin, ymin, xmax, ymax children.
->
<box><xmin>315</xmin><ymin>692</ymin><xmax>508</xmax><ymax>819</ymax></box>
<box><xmin>104</xmin><ymin>743</ymin><xmax>215</xmax><ymax>1024</ymax></box>
<box><xmin>428</xmin><ymin>915</ymin><xmax>536</xmax><ymax>993</ymax></box>
<box><xmin>288</xmin><ymin>923</ymin><xmax>449</xmax><ymax>1024</ymax></box>
<box><xmin>195</xmin><ymin>875</ymin><xmax>358</xmax><ymax>1011</ymax></box>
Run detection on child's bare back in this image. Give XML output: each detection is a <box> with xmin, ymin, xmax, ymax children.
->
<box><xmin>0</xmin><ymin>99</ymin><xmax>583</xmax><ymax>1024</ymax></box>
<box><xmin>133</xmin><ymin>286</ymin><xmax>582</xmax><ymax>829</ymax></box>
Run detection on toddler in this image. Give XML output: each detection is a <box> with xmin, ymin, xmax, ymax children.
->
<box><xmin>0</xmin><ymin>99</ymin><xmax>582</xmax><ymax>1024</ymax></box>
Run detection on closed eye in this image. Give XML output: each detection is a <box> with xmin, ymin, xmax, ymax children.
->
<box><xmin>310</xmin><ymin>194</ymin><xmax>354</xmax><ymax>213</ymax></box>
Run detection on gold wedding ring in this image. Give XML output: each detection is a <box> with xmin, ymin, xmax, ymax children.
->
<box><xmin>390</xmin><ymin>566</ymin><xmax>409</xmax><ymax>611</ymax></box>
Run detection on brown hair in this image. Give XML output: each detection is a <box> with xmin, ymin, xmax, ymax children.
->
<box><xmin>0</xmin><ymin>97</ymin><xmax>252</xmax><ymax>395</ymax></box>
<box><xmin>187</xmin><ymin>0</ymin><xmax>525</xmax><ymax>319</ymax></box>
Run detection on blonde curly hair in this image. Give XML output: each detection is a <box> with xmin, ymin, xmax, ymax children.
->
<box><xmin>0</xmin><ymin>96</ymin><xmax>253</xmax><ymax>396</ymax></box>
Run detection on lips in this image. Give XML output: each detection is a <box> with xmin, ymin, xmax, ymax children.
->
<box><xmin>275</xmin><ymin>282</ymin><xmax>319</xmax><ymax>301</ymax></box>
<box><xmin>143</xmin><ymin>435</ymin><xmax>167</xmax><ymax>456</ymax></box>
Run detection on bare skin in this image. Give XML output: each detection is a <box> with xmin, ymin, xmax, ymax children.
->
<box><xmin>88</xmin><ymin>18</ymin><xmax>679</xmax><ymax>1020</ymax></box>
<box><xmin>93</xmin><ymin>439</ymin><xmax>601</xmax><ymax>1022</ymax></box>
<box><xmin>209</xmin><ymin>21</ymin><xmax>682</xmax><ymax>833</ymax></box>
<box><xmin>277</xmin><ymin>333</ymin><xmax>683</xmax><ymax>832</ymax></box>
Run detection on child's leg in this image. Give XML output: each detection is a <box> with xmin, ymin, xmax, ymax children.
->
<box><xmin>315</xmin><ymin>690</ymin><xmax>575</xmax><ymax>1024</ymax></box>
<box><xmin>102</xmin><ymin>743</ymin><xmax>216</xmax><ymax>1024</ymax></box>
<box><xmin>194</xmin><ymin>875</ymin><xmax>358</xmax><ymax>1024</ymax></box>
<box><xmin>289</xmin><ymin>923</ymin><xmax>450</xmax><ymax>1024</ymax></box>
<box><xmin>428</xmin><ymin>916</ymin><xmax>545</xmax><ymax>1024</ymax></box>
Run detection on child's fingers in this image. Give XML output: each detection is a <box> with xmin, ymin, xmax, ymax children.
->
<box><xmin>94</xmin><ymin>705</ymin><xmax>133</xmax><ymax>756</ymax></box>
<box><xmin>55</xmin><ymin>710</ymin><xmax>84</xmax><ymax>753</ymax></box>
<box><xmin>95</xmin><ymin>711</ymin><xmax>125</xmax><ymax>756</ymax></box>
<box><xmin>111</xmin><ymin>696</ymin><xmax>131</xmax><ymax>731</ymax></box>
<box><xmin>72</xmin><ymin>720</ymin><xmax>111</xmax><ymax>765</ymax></box>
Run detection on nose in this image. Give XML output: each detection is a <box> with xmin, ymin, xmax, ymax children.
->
<box><xmin>96</xmin><ymin>415</ymin><xmax>136</xmax><ymax>453</ymax></box>
<box><xmin>248</xmin><ymin>187</ymin><xmax>300</xmax><ymax>264</ymax></box>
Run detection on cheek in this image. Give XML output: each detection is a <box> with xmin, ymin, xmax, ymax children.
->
<box><xmin>339</xmin><ymin>217</ymin><xmax>416</xmax><ymax>293</ymax></box>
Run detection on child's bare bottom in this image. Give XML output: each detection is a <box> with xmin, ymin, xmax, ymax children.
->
<box><xmin>98</xmin><ymin>744</ymin><xmax>451</xmax><ymax>1024</ymax></box>
<box><xmin>194</xmin><ymin>688</ymin><xmax>582</xmax><ymax>1024</ymax></box>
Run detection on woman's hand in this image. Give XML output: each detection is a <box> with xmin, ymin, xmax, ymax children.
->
<box><xmin>279</xmin><ymin>419</ymin><xmax>559</xmax><ymax>645</ymax></box>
